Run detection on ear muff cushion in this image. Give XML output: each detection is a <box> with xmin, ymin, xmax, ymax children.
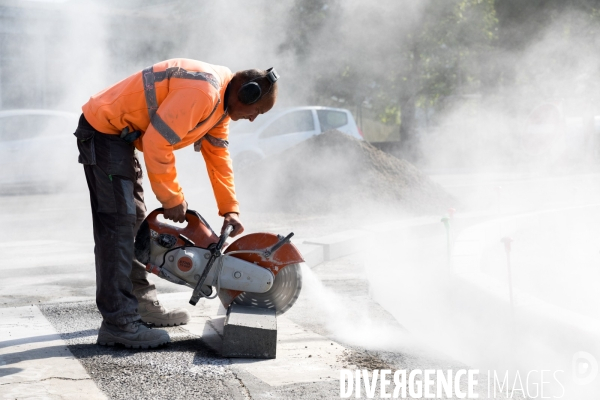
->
<box><xmin>238</xmin><ymin>82</ymin><xmax>262</xmax><ymax>105</ymax></box>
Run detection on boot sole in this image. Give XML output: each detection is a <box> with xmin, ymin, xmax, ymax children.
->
<box><xmin>97</xmin><ymin>341</ymin><xmax>168</xmax><ymax>349</ymax></box>
<box><xmin>140</xmin><ymin>318</ymin><xmax>190</xmax><ymax>327</ymax></box>
<box><xmin>97</xmin><ymin>334</ymin><xmax>170</xmax><ymax>349</ymax></box>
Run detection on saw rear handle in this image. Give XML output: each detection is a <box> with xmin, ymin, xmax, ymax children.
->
<box><xmin>153</xmin><ymin>207</ymin><xmax>215</xmax><ymax>233</ymax></box>
<box><xmin>189</xmin><ymin>225</ymin><xmax>234</xmax><ymax>306</ymax></box>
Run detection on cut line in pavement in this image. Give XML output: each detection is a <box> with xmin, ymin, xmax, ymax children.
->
<box><xmin>159</xmin><ymin>292</ymin><xmax>349</xmax><ymax>387</ymax></box>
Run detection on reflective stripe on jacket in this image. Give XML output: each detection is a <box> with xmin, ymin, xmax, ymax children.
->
<box><xmin>82</xmin><ymin>58</ymin><xmax>238</xmax><ymax>215</ymax></box>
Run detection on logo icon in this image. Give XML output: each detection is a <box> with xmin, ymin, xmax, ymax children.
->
<box><xmin>177</xmin><ymin>256</ymin><xmax>193</xmax><ymax>272</ymax></box>
<box><xmin>572</xmin><ymin>351</ymin><xmax>598</xmax><ymax>385</ymax></box>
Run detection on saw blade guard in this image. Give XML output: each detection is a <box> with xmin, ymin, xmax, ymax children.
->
<box><xmin>218</xmin><ymin>233</ymin><xmax>305</xmax><ymax>314</ymax></box>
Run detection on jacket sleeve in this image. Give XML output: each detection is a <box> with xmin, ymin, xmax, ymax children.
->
<box><xmin>200</xmin><ymin>117</ymin><xmax>240</xmax><ymax>216</ymax></box>
<box><xmin>142</xmin><ymin>88</ymin><xmax>215</xmax><ymax>209</ymax></box>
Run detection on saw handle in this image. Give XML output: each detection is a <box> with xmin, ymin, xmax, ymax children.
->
<box><xmin>189</xmin><ymin>224</ymin><xmax>234</xmax><ymax>306</ymax></box>
<box><xmin>144</xmin><ymin>208</ymin><xmax>219</xmax><ymax>250</ymax></box>
<box><xmin>218</xmin><ymin>225</ymin><xmax>234</xmax><ymax>248</ymax></box>
<box><xmin>147</xmin><ymin>208</ymin><xmax>215</xmax><ymax>234</ymax></box>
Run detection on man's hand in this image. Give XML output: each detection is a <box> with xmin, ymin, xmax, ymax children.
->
<box><xmin>222</xmin><ymin>212</ymin><xmax>244</xmax><ymax>237</ymax></box>
<box><xmin>164</xmin><ymin>200</ymin><xmax>188</xmax><ymax>223</ymax></box>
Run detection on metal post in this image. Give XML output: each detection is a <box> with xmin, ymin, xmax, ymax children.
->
<box><xmin>441</xmin><ymin>208</ymin><xmax>456</xmax><ymax>271</ymax></box>
<box><xmin>441</xmin><ymin>220</ymin><xmax>451</xmax><ymax>271</ymax></box>
<box><xmin>501</xmin><ymin>237</ymin><xmax>514</xmax><ymax>317</ymax></box>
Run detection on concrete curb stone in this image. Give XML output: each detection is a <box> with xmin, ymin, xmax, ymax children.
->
<box><xmin>222</xmin><ymin>305</ymin><xmax>277</xmax><ymax>359</ymax></box>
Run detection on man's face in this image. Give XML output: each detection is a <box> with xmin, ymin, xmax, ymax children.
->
<box><xmin>228</xmin><ymin>93</ymin><xmax>276</xmax><ymax>122</ymax></box>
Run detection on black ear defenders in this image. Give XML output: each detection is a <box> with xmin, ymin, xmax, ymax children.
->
<box><xmin>237</xmin><ymin>67</ymin><xmax>279</xmax><ymax>105</ymax></box>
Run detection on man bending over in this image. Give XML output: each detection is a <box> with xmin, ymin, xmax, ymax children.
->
<box><xmin>73</xmin><ymin>58</ymin><xmax>278</xmax><ymax>348</ymax></box>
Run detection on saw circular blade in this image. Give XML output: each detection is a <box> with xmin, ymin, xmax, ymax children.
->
<box><xmin>229</xmin><ymin>263</ymin><xmax>302</xmax><ymax>315</ymax></box>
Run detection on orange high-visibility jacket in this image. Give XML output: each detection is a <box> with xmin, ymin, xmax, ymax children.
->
<box><xmin>82</xmin><ymin>58</ymin><xmax>238</xmax><ymax>215</ymax></box>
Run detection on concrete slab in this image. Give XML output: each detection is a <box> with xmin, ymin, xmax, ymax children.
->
<box><xmin>0</xmin><ymin>305</ymin><xmax>106</xmax><ymax>399</ymax></box>
<box><xmin>295</xmin><ymin>242</ymin><xmax>324</xmax><ymax>268</ymax></box>
<box><xmin>196</xmin><ymin>313</ymin><xmax>348</xmax><ymax>386</ymax></box>
<box><xmin>223</xmin><ymin>305</ymin><xmax>277</xmax><ymax>359</ymax></box>
<box><xmin>304</xmin><ymin>229</ymin><xmax>369</xmax><ymax>261</ymax></box>
<box><xmin>168</xmin><ymin>291</ymin><xmax>349</xmax><ymax>386</ymax></box>
<box><xmin>231</xmin><ymin>316</ymin><xmax>347</xmax><ymax>386</ymax></box>
<box><xmin>363</xmin><ymin>217</ymin><xmax>441</xmax><ymax>238</ymax></box>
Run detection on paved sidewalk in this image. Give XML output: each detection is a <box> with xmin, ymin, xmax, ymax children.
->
<box><xmin>0</xmin><ymin>306</ymin><xmax>106</xmax><ymax>400</ymax></box>
<box><xmin>0</xmin><ymin>214</ymin><xmax>468</xmax><ymax>399</ymax></box>
<box><xmin>161</xmin><ymin>292</ymin><xmax>349</xmax><ymax>387</ymax></box>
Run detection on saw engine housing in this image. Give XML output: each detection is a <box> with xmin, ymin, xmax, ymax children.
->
<box><xmin>134</xmin><ymin>209</ymin><xmax>304</xmax><ymax>314</ymax></box>
<box><xmin>147</xmin><ymin>243</ymin><xmax>275</xmax><ymax>293</ymax></box>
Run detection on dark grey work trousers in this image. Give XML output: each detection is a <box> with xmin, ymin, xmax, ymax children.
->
<box><xmin>74</xmin><ymin>114</ymin><xmax>158</xmax><ymax>326</ymax></box>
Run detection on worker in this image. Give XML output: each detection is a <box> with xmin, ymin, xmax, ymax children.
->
<box><xmin>73</xmin><ymin>59</ymin><xmax>278</xmax><ymax>348</ymax></box>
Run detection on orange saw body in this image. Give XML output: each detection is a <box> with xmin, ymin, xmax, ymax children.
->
<box><xmin>134</xmin><ymin>208</ymin><xmax>304</xmax><ymax>314</ymax></box>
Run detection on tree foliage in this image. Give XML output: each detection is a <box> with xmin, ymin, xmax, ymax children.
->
<box><xmin>279</xmin><ymin>0</ymin><xmax>600</xmax><ymax>151</ymax></box>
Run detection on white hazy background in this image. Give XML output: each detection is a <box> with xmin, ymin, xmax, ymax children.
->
<box><xmin>6</xmin><ymin>1</ymin><xmax>599</xmax><ymax>176</ymax></box>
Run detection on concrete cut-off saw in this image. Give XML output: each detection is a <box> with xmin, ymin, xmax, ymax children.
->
<box><xmin>134</xmin><ymin>208</ymin><xmax>304</xmax><ymax>314</ymax></box>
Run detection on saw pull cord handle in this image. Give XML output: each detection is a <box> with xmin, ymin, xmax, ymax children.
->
<box><xmin>189</xmin><ymin>225</ymin><xmax>234</xmax><ymax>305</ymax></box>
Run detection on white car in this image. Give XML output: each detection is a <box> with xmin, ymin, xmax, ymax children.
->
<box><xmin>0</xmin><ymin>107</ymin><xmax>359</xmax><ymax>193</ymax></box>
<box><xmin>228</xmin><ymin>106</ymin><xmax>362</xmax><ymax>168</ymax></box>
<box><xmin>0</xmin><ymin>109</ymin><xmax>80</xmax><ymax>194</ymax></box>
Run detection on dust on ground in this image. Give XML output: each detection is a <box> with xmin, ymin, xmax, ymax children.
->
<box><xmin>339</xmin><ymin>349</ymin><xmax>395</xmax><ymax>370</ymax></box>
<box><xmin>236</xmin><ymin>130</ymin><xmax>456</xmax><ymax>216</ymax></box>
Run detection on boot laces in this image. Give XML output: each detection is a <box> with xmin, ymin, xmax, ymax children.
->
<box><xmin>132</xmin><ymin>320</ymin><xmax>154</xmax><ymax>330</ymax></box>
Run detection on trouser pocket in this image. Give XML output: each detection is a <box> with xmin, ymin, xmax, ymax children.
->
<box><xmin>74</xmin><ymin>128</ymin><xmax>96</xmax><ymax>165</ymax></box>
<box><xmin>91</xmin><ymin>132</ymin><xmax>136</xmax><ymax>182</ymax></box>
<box><xmin>88</xmin><ymin>165</ymin><xmax>137</xmax><ymax>217</ymax></box>
<box><xmin>107</xmin><ymin>138</ymin><xmax>136</xmax><ymax>181</ymax></box>
<box><xmin>88</xmin><ymin>134</ymin><xmax>137</xmax><ymax>215</ymax></box>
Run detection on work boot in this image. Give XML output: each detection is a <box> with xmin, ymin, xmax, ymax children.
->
<box><xmin>138</xmin><ymin>300</ymin><xmax>191</xmax><ymax>327</ymax></box>
<box><xmin>97</xmin><ymin>320</ymin><xmax>170</xmax><ymax>349</ymax></box>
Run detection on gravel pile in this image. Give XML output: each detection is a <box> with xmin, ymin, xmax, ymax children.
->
<box><xmin>236</xmin><ymin>130</ymin><xmax>454</xmax><ymax>215</ymax></box>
